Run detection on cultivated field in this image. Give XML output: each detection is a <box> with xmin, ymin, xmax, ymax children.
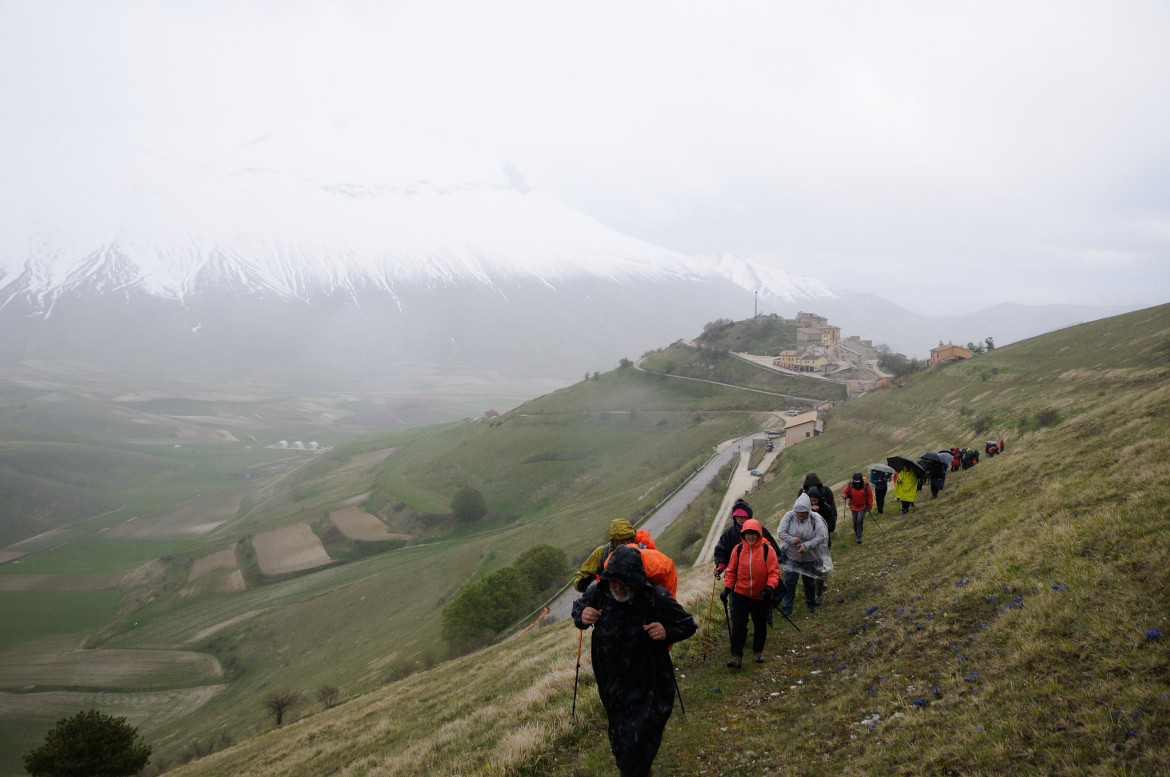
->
<box><xmin>329</xmin><ymin>506</ymin><xmax>412</xmax><ymax>542</ymax></box>
<box><xmin>0</xmin><ymin>647</ymin><xmax>222</xmax><ymax>690</ymax></box>
<box><xmin>252</xmin><ymin>524</ymin><xmax>333</xmax><ymax>574</ymax></box>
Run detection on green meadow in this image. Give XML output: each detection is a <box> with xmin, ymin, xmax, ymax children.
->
<box><xmin>1</xmin><ymin>352</ymin><xmax>824</xmax><ymax>774</ymax></box>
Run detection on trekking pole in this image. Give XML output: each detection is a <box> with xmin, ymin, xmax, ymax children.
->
<box><xmin>673</xmin><ymin>671</ymin><xmax>686</xmax><ymax>715</ymax></box>
<box><xmin>702</xmin><ymin>575</ymin><xmax>717</xmax><ymax>660</ymax></box>
<box><xmin>571</xmin><ymin>629</ymin><xmax>583</xmax><ymax>717</ymax></box>
<box><xmin>722</xmin><ymin>595</ymin><xmax>732</xmax><ymax>644</ymax></box>
<box><xmin>776</xmin><ymin>605</ymin><xmax>802</xmax><ymax>633</ymax></box>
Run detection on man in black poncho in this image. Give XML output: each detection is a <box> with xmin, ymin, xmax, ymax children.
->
<box><xmin>573</xmin><ymin>544</ymin><xmax>697</xmax><ymax>777</ymax></box>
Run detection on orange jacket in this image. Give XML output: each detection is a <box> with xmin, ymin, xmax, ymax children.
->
<box><xmin>603</xmin><ymin>545</ymin><xmax>677</xmax><ymax>598</ymax></box>
<box><xmin>635</xmin><ymin>529</ymin><xmax>657</xmax><ymax>550</ymax></box>
<box><xmin>723</xmin><ymin>519</ymin><xmax>780</xmax><ymax>599</ymax></box>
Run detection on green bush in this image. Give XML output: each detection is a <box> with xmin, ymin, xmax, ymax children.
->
<box><xmin>440</xmin><ymin>543</ymin><xmax>568</xmax><ymax>648</ymax></box>
<box><xmin>24</xmin><ymin>709</ymin><xmax>151</xmax><ymax>777</ymax></box>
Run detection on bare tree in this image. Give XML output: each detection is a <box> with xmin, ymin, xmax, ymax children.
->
<box><xmin>317</xmin><ymin>685</ymin><xmax>341</xmax><ymax>709</ymax></box>
<box><xmin>262</xmin><ymin>691</ymin><xmax>301</xmax><ymax>726</ymax></box>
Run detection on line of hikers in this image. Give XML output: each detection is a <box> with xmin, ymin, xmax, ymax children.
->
<box><xmin>570</xmin><ymin>479</ymin><xmax>835</xmax><ymax>776</ymax></box>
<box><xmin>570</xmin><ymin>438</ymin><xmax>1008</xmax><ymax>776</ymax></box>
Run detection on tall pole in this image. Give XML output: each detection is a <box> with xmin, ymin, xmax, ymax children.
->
<box><xmin>754</xmin><ymin>290</ymin><xmax>758</xmax><ymax>318</ymax></box>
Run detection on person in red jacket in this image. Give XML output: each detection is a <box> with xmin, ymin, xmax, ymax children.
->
<box><xmin>841</xmin><ymin>472</ymin><xmax>875</xmax><ymax>544</ymax></box>
<box><xmin>720</xmin><ymin>518</ymin><xmax>781</xmax><ymax>668</ymax></box>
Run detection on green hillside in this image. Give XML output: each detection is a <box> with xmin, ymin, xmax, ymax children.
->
<box><xmin>158</xmin><ymin>303</ymin><xmax>1169</xmax><ymax>777</ymax></box>
<box><xmin>1</xmin><ymin>362</ymin><xmax>788</xmax><ymax>774</ymax></box>
<box><xmin>641</xmin><ymin>342</ymin><xmax>845</xmax><ymax>402</ymax></box>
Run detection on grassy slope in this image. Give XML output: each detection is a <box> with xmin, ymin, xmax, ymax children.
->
<box><xmin>168</xmin><ymin>303</ymin><xmax>1170</xmax><ymax>777</ymax></box>
<box><xmin>641</xmin><ymin>343</ymin><xmax>847</xmax><ymax>402</ymax></box>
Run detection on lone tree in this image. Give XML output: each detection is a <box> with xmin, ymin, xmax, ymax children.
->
<box><xmin>317</xmin><ymin>684</ymin><xmax>342</xmax><ymax>709</ymax></box>
<box><xmin>451</xmin><ymin>487</ymin><xmax>487</xmax><ymax>523</ymax></box>
<box><xmin>24</xmin><ymin>709</ymin><xmax>151</xmax><ymax>777</ymax></box>
<box><xmin>262</xmin><ymin>690</ymin><xmax>301</xmax><ymax>726</ymax></box>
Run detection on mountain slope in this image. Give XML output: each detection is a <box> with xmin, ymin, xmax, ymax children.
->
<box><xmin>164</xmin><ymin>303</ymin><xmax>1170</xmax><ymax>777</ymax></box>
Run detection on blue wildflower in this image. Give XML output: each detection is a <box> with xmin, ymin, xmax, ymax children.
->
<box><xmin>1146</xmin><ymin>628</ymin><xmax>1161</xmax><ymax>640</ymax></box>
<box><xmin>965</xmin><ymin>672</ymin><xmax>978</xmax><ymax>682</ymax></box>
<box><xmin>913</xmin><ymin>698</ymin><xmax>927</xmax><ymax>707</ymax></box>
<box><xmin>866</xmin><ymin>605</ymin><xmax>878</xmax><ymax>615</ymax></box>
<box><xmin>1051</xmin><ymin>583</ymin><xmax>1068</xmax><ymax>591</ymax></box>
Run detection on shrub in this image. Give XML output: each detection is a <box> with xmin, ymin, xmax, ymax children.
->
<box><xmin>451</xmin><ymin>487</ymin><xmax>487</xmax><ymax>523</ymax></box>
<box><xmin>24</xmin><ymin>709</ymin><xmax>151</xmax><ymax>777</ymax></box>
<box><xmin>1036</xmin><ymin>408</ymin><xmax>1060</xmax><ymax>427</ymax></box>
<box><xmin>441</xmin><ymin>544</ymin><xmax>568</xmax><ymax>649</ymax></box>
<box><xmin>973</xmin><ymin>414</ymin><xmax>993</xmax><ymax>435</ymax></box>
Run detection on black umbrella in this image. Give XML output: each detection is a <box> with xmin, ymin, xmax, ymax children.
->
<box><xmin>887</xmin><ymin>455</ymin><xmax>926</xmax><ymax>478</ymax></box>
<box><xmin>919</xmin><ymin>452</ymin><xmax>947</xmax><ymax>465</ymax></box>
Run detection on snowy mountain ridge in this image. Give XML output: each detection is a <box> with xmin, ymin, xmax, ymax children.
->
<box><xmin>0</xmin><ymin>135</ymin><xmax>834</xmax><ymax>312</ymax></box>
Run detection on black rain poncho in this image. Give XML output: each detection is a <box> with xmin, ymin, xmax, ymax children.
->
<box><xmin>572</xmin><ymin>544</ymin><xmax>697</xmax><ymax>777</ymax></box>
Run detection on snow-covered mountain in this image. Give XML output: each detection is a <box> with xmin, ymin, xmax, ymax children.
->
<box><xmin>0</xmin><ymin>130</ymin><xmax>1132</xmax><ymax>397</ymax></box>
<box><xmin>0</xmin><ymin>131</ymin><xmax>836</xmax><ymax>392</ymax></box>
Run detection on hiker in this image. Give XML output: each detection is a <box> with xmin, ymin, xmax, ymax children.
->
<box><xmin>950</xmin><ymin>446</ymin><xmax>962</xmax><ymax>473</ymax></box>
<box><xmin>926</xmin><ymin>459</ymin><xmax>947</xmax><ymax>499</ymax></box>
<box><xmin>998</xmin><ymin>438</ymin><xmax>1006</xmax><ymax>454</ymax></box>
<box><xmin>800</xmin><ymin>473</ymin><xmax>837</xmax><ymax>605</ymax></box>
<box><xmin>775</xmin><ymin>493</ymin><xmax>830</xmax><ymax>615</ymax></box>
<box><xmin>573</xmin><ymin>544</ymin><xmax>697</xmax><ymax>777</ymax></box>
<box><xmin>720</xmin><ymin>518</ymin><xmax>780</xmax><ymax>667</ymax></box>
<box><xmin>841</xmin><ymin>472</ymin><xmax>874</xmax><ymax>543</ymax></box>
<box><xmin>805</xmin><ymin>488</ymin><xmax>835</xmax><ymax>604</ymax></box>
<box><xmin>893</xmin><ymin>463</ymin><xmax>919</xmax><ymax>515</ymax></box>
<box><xmin>713</xmin><ymin>498</ymin><xmax>780</xmax><ymax>578</ymax></box>
<box><xmin>869</xmin><ymin>467</ymin><xmax>890</xmax><ymax>514</ymax></box>
<box><xmin>574</xmin><ymin>519</ymin><xmax>676</xmax><ymax>597</ymax></box>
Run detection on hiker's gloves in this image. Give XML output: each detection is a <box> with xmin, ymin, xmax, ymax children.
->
<box><xmin>761</xmin><ymin>586</ymin><xmax>774</xmax><ymax>601</ymax></box>
<box><xmin>714</xmin><ymin>563</ymin><xmax>726</xmax><ymax>578</ymax></box>
<box><xmin>720</xmin><ymin>588</ymin><xmax>730</xmax><ymax>604</ymax></box>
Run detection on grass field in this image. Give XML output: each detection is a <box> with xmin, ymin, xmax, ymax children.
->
<box><xmin>160</xmin><ymin>303</ymin><xmax>1170</xmax><ymax>777</ymax></box>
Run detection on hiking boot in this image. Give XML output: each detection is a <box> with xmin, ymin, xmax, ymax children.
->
<box><xmin>781</xmin><ymin>608</ymin><xmax>792</xmax><ymax>618</ymax></box>
<box><xmin>856</xmin><ymin>537</ymin><xmax>862</xmax><ymax>544</ymax></box>
<box><xmin>726</xmin><ymin>656</ymin><xmax>742</xmax><ymax>669</ymax></box>
<box><xmin>814</xmin><ymin>596</ymin><xmax>823</xmax><ymax>606</ymax></box>
<box><xmin>754</xmin><ymin>653</ymin><xmax>765</xmax><ymax>663</ymax></box>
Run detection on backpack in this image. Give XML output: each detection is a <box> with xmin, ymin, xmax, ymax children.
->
<box><xmin>603</xmin><ymin>544</ymin><xmax>677</xmax><ymax>598</ymax></box>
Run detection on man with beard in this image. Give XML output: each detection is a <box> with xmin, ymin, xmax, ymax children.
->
<box><xmin>573</xmin><ymin>544</ymin><xmax>697</xmax><ymax>777</ymax></box>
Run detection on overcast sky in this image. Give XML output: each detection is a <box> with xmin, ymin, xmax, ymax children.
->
<box><xmin>2</xmin><ymin>0</ymin><xmax>1168</xmax><ymax>315</ymax></box>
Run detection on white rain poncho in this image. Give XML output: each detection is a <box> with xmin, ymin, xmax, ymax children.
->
<box><xmin>775</xmin><ymin>494</ymin><xmax>833</xmax><ymax>580</ymax></box>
